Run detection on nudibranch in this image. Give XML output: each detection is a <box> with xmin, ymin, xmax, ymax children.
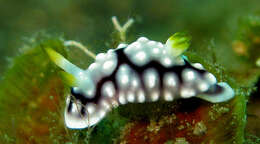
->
<box><xmin>46</xmin><ymin>33</ymin><xmax>234</xmax><ymax>129</ymax></box>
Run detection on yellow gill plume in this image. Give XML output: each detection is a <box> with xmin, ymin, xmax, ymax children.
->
<box><xmin>165</xmin><ymin>32</ymin><xmax>191</xmax><ymax>57</ymax></box>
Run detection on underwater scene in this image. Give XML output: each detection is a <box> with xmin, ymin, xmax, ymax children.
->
<box><xmin>0</xmin><ymin>0</ymin><xmax>260</xmax><ymax>144</ymax></box>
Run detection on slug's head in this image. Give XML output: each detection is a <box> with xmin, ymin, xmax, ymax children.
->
<box><xmin>46</xmin><ymin>48</ymin><xmax>103</xmax><ymax>129</ymax></box>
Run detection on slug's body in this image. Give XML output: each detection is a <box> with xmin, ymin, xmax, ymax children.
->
<box><xmin>47</xmin><ymin>35</ymin><xmax>234</xmax><ymax>129</ymax></box>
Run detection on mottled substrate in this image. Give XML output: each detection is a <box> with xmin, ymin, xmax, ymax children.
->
<box><xmin>0</xmin><ymin>33</ymin><xmax>259</xmax><ymax>143</ymax></box>
<box><xmin>0</xmin><ymin>34</ymin><xmax>71</xmax><ymax>143</ymax></box>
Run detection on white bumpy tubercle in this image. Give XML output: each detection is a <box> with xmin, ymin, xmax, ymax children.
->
<box><xmin>124</xmin><ymin>37</ymin><xmax>185</xmax><ymax>67</ymax></box>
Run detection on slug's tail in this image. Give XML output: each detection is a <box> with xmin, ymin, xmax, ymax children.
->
<box><xmin>197</xmin><ymin>82</ymin><xmax>235</xmax><ymax>103</ymax></box>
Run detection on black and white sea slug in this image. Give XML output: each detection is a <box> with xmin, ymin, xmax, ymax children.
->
<box><xmin>46</xmin><ymin>33</ymin><xmax>235</xmax><ymax>129</ymax></box>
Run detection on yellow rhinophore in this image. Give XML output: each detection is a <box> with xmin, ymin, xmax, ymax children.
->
<box><xmin>45</xmin><ymin>47</ymin><xmax>84</xmax><ymax>86</ymax></box>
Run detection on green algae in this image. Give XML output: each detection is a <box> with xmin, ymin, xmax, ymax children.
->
<box><xmin>88</xmin><ymin>109</ymin><xmax>129</xmax><ymax>144</ymax></box>
<box><xmin>164</xmin><ymin>140</ymin><xmax>174</xmax><ymax>144</ymax></box>
<box><xmin>208</xmin><ymin>104</ymin><xmax>230</xmax><ymax>121</ymax></box>
<box><xmin>0</xmin><ymin>34</ymin><xmax>69</xmax><ymax>143</ymax></box>
<box><xmin>193</xmin><ymin>121</ymin><xmax>207</xmax><ymax>136</ymax></box>
<box><xmin>245</xmin><ymin>134</ymin><xmax>260</xmax><ymax>144</ymax></box>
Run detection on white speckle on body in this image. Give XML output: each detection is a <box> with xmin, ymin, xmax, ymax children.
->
<box><xmin>182</xmin><ymin>68</ymin><xmax>197</xmax><ymax>82</ymax></box>
<box><xmin>96</xmin><ymin>53</ymin><xmax>106</xmax><ymax>62</ymax></box>
<box><xmin>133</xmin><ymin>51</ymin><xmax>148</xmax><ymax>66</ymax></box>
<box><xmin>137</xmin><ymin>37</ymin><xmax>149</xmax><ymax>43</ymax></box>
<box><xmin>127</xmin><ymin>91</ymin><xmax>135</xmax><ymax>102</ymax></box>
<box><xmin>137</xmin><ymin>89</ymin><xmax>146</xmax><ymax>103</ymax></box>
<box><xmin>180</xmin><ymin>86</ymin><xmax>196</xmax><ymax>98</ymax></box>
<box><xmin>150</xmin><ymin>91</ymin><xmax>160</xmax><ymax>102</ymax></box>
<box><xmin>131</xmin><ymin>74</ymin><xmax>140</xmax><ymax>88</ymax></box>
<box><xmin>143</xmin><ymin>68</ymin><xmax>159</xmax><ymax>89</ymax></box>
<box><xmin>101</xmin><ymin>81</ymin><xmax>115</xmax><ymax>98</ymax></box>
<box><xmin>86</xmin><ymin>104</ymin><xmax>96</xmax><ymax>115</ymax></box>
<box><xmin>100</xmin><ymin>99</ymin><xmax>111</xmax><ymax>111</ymax></box>
<box><xmin>204</xmin><ymin>72</ymin><xmax>217</xmax><ymax>85</ymax></box>
<box><xmin>118</xmin><ymin>91</ymin><xmax>127</xmax><ymax>105</ymax></box>
<box><xmin>97</xmin><ymin>109</ymin><xmax>106</xmax><ymax>119</ymax></box>
<box><xmin>192</xmin><ymin>63</ymin><xmax>204</xmax><ymax>70</ymax></box>
<box><xmin>117</xmin><ymin>43</ymin><xmax>127</xmax><ymax>48</ymax></box>
<box><xmin>160</xmin><ymin>56</ymin><xmax>173</xmax><ymax>67</ymax></box>
<box><xmin>163</xmin><ymin>73</ymin><xmax>178</xmax><ymax>88</ymax></box>
<box><xmin>163</xmin><ymin>90</ymin><xmax>174</xmax><ymax>101</ymax></box>
<box><xmin>116</xmin><ymin>64</ymin><xmax>131</xmax><ymax>89</ymax></box>
<box><xmin>197</xmin><ymin>80</ymin><xmax>210</xmax><ymax>92</ymax></box>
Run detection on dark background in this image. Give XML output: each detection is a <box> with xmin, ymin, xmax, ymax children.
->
<box><xmin>0</xmin><ymin>0</ymin><xmax>259</xmax><ymax>73</ymax></box>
